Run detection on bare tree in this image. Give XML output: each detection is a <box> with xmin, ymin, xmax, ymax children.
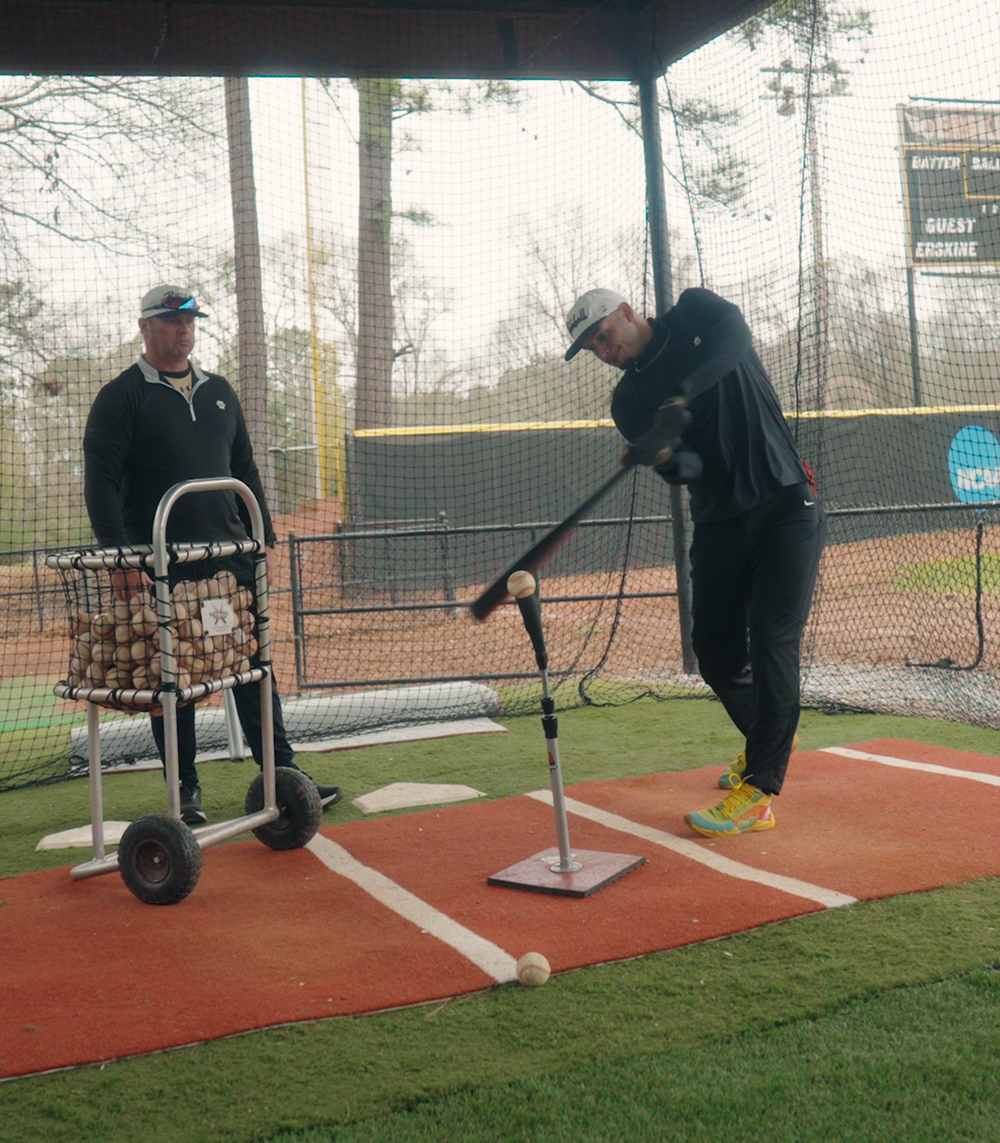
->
<box><xmin>0</xmin><ymin>279</ymin><xmax>50</xmax><ymax>389</ymax></box>
<box><xmin>0</xmin><ymin>76</ymin><xmax>224</xmax><ymax>550</ymax></box>
<box><xmin>0</xmin><ymin>75</ymin><xmax>223</xmax><ymax>261</ymax></box>
<box><xmin>0</xmin><ymin>75</ymin><xmax>225</xmax><ymax>389</ymax></box>
<box><xmin>732</xmin><ymin>0</ymin><xmax>874</xmax><ymax>409</ymax></box>
<box><xmin>570</xmin><ymin>80</ymin><xmax>748</xmax><ymax>211</ymax></box>
<box><xmin>321</xmin><ymin>78</ymin><xmax>519</xmax><ymax>429</ymax></box>
<box><xmin>354</xmin><ymin>78</ymin><xmax>395</xmax><ymax>429</ymax></box>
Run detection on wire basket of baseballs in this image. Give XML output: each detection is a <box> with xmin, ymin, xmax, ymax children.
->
<box><xmin>61</xmin><ymin>569</ymin><xmax>259</xmax><ymax>712</ymax></box>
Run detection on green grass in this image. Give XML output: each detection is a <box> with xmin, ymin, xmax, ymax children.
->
<box><xmin>277</xmin><ymin>966</ymin><xmax>1000</xmax><ymax>1143</ymax></box>
<box><xmin>0</xmin><ymin>700</ymin><xmax>997</xmax><ymax>1142</ymax></box>
<box><xmin>894</xmin><ymin>552</ymin><xmax>1000</xmax><ymax>595</ymax></box>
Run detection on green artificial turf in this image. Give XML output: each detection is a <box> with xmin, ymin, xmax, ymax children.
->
<box><xmin>2</xmin><ymin>698</ymin><xmax>996</xmax><ymax>881</ymax></box>
<box><xmin>278</xmin><ymin>967</ymin><xmax>1000</xmax><ymax>1143</ymax></box>
<box><xmin>1</xmin><ymin>881</ymin><xmax>997</xmax><ymax>1143</ymax></box>
<box><xmin>0</xmin><ymin>701</ymin><xmax>997</xmax><ymax>1143</ymax></box>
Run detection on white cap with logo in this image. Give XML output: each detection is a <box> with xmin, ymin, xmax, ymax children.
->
<box><xmin>564</xmin><ymin>288</ymin><xmax>626</xmax><ymax>361</ymax></box>
<box><xmin>140</xmin><ymin>285</ymin><xmax>209</xmax><ymax>319</ymax></box>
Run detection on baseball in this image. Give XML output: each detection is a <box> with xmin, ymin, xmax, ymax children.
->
<box><xmin>91</xmin><ymin>613</ymin><xmax>113</xmax><ymax>638</ymax></box>
<box><xmin>216</xmin><ymin>570</ymin><xmax>237</xmax><ymax>595</ymax></box>
<box><xmin>91</xmin><ymin>640</ymin><xmax>115</xmax><ymax>666</ymax></box>
<box><xmin>76</xmin><ymin>631</ymin><xmax>94</xmax><ymax>662</ymax></box>
<box><xmin>131</xmin><ymin>604</ymin><xmax>157</xmax><ymax>636</ymax></box>
<box><xmin>515</xmin><ymin>952</ymin><xmax>551</xmax><ymax>987</ymax></box>
<box><xmin>507</xmin><ymin>570</ymin><xmax>536</xmax><ymax>599</ymax></box>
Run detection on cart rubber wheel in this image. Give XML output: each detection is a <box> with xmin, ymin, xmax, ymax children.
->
<box><xmin>245</xmin><ymin>766</ymin><xmax>322</xmax><ymax>851</ymax></box>
<box><xmin>118</xmin><ymin>812</ymin><xmax>202</xmax><ymax>905</ymax></box>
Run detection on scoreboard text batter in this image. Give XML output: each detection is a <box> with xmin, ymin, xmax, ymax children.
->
<box><xmin>899</xmin><ymin>105</ymin><xmax>1000</xmax><ymax>268</ymax></box>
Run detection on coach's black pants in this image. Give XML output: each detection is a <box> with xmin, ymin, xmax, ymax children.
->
<box><xmin>150</xmin><ymin>670</ymin><xmax>297</xmax><ymax>790</ymax></box>
<box><xmin>690</xmin><ymin>482</ymin><xmax>825</xmax><ymax>796</ymax></box>
<box><xmin>148</xmin><ymin>553</ymin><xmax>296</xmax><ymax>790</ymax></box>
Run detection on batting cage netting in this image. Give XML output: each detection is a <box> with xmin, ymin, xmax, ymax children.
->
<box><xmin>1</xmin><ymin>0</ymin><xmax>997</xmax><ymax>792</ymax></box>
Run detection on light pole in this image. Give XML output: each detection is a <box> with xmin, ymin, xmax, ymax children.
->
<box><xmin>762</xmin><ymin>62</ymin><xmax>850</xmax><ymax>410</ymax></box>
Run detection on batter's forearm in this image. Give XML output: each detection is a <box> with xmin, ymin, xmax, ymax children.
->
<box><xmin>674</xmin><ymin>310</ymin><xmax>752</xmax><ymax>401</ymax></box>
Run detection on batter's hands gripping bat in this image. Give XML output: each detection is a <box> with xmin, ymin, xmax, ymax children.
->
<box><xmin>469</xmin><ymin>398</ymin><xmax>689</xmax><ymax>622</ymax></box>
<box><xmin>628</xmin><ymin>396</ymin><xmax>691</xmax><ymax>467</ymax></box>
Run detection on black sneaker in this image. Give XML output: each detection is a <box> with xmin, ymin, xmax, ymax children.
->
<box><xmin>312</xmin><ymin>782</ymin><xmax>343</xmax><ymax>809</ymax></box>
<box><xmin>179</xmin><ymin>784</ymin><xmax>208</xmax><ymax>825</ymax></box>
<box><xmin>280</xmin><ymin>759</ymin><xmax>343</xmax><ymax>809</ymax></box>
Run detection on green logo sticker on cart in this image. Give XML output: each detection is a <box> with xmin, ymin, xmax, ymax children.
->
<box><xmin>201</xmin><ymin>597</ymin><xmax>237</xmax><ymax>636</ymax></box>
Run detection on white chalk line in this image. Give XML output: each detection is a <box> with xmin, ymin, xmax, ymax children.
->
<box><xmin>527</xmin><ymin>790</ymin><xmax>856</xmax><ymax>909</ymax></box>
<box><xmin>306</xmin><ymin>833</ymin><xmax>518</xmax><ymax>983</ymax></box>
<box><xmin>816</xmin><ymin>746</ymin><xmax>1000</xmax><ymax>786</ymax></box>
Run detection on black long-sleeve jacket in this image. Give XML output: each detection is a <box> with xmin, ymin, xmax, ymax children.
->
<box><xmin>610</xmin><ymin>288</ymin><xmax>808</xmax><ymax>523</ymax></box>
<box><xmin>83</xmin><ymin>357</ymin><xmax>276</xmax><ymax>549</ymax></box>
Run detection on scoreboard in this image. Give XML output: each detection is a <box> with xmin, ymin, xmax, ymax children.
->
<box><xmin>899</xmin><ymin>105</ymin><xmax>1000</xmax><ymax>268</ymax></box>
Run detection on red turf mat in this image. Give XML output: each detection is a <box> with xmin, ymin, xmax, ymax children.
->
<box><xmin>1</xmin><ymin>740</ymin><xmax>997</xmax><ymax>1080</ymax></box>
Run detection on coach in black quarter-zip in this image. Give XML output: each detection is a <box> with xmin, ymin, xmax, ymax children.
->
<box><xmin>83</xmin><ymin>284</ymin><xmax>343</xmax><ymax>825</ymax></box>
<box><xmin>564</xmin><ymin>286</ymin><xmax>825</xmax><ymax>838</ymax></box>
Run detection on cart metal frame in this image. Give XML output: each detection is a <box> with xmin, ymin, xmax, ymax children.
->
<box><xmin>48</xmin><ymin>478</ymin><xmax>298</xmax><ymax>888</ymax></box>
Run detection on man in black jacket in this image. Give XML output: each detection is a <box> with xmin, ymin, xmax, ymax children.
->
<box><xmin>564</xmin><ymin>287</ymin><xmax>824</xmax><ymax>837</ymax></box>
<box><xmin>84</xmin><ymin>285</ymin><xmax>342</xmax><ymax>824</ymax></box>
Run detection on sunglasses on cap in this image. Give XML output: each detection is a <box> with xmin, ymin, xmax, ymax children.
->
<box><xmin>156</xmin><ymin>293</ymin><xmax>199</xmax><ymax>312</ymax></box>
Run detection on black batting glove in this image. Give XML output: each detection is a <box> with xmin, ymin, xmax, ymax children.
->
<box><xmin>627</xmin><ymin>396</ymin><xmax>691</xmax><ymax>467</ymax></box>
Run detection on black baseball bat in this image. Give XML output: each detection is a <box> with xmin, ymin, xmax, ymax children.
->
<box><xmin>469</xmin><ymin>458</ymin><xmax>636</xmax><ymax>622</ymax></box>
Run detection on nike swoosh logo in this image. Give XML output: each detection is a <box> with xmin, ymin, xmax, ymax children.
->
<box><xmin>803</xmin><ymin>500</ymin><xmax>815</xmax><ymax>506</ymax></box>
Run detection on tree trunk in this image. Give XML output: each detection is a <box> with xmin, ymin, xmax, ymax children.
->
<box><xmin>355</xmin><ymin>78</ymin><xmax>395</xmax><ymax>430</ymax></box>
<box><xmin>224</xmin><ymin>76</ymin><xmax>275</xmax><ymax>505</ymax></box>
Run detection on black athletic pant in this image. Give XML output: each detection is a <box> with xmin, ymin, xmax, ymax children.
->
<box><xmin>690</xmin><ymin>482</ymin><xmax>825</xmax><ymax>796</ymax></box>
<box><xmin>149</xmin><ymin>552</ymin><xmax>296</xmax><ymax>790</ymax></box>
<box><xmin>150</xmin><ymin>669</ymin><xmax>297</xmax><ymax>790</ymax></box>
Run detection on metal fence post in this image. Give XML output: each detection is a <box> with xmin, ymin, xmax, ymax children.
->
<box><xmin>439</xmin><ymin>510</ymin><xmax>457</xmax><ymax>619</ymax></box>
<box><xmin>32</xmin><ymin>546</ymin><xmax>45</xmax><ymax>633</ymax></box>
<box><xmin>287</xmin><ymin>532</ymin><xmax>305</xmax><ymax>691</ymax></box>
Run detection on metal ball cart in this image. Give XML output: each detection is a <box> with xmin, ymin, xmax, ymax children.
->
<box><xmin>47</xmin><ymin>478</ymin><xmax>321</xmax><ymax>905</ymax></box>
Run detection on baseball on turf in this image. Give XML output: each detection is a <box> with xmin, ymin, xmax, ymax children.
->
<box><xmin>516</xmin><ymin>952</ymin><xmax>551</xmax><ymax>987</ymax></box>
<box><xmin>507</xmin><ymin>570</ymin><xmax>537</xmax><ymax>599</ymax></box>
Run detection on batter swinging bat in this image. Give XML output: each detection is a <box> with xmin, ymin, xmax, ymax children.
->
<box><xmin>469</xmin><ymin>460</ymin><xmax>635</xmax><ymax>622</ymax></box>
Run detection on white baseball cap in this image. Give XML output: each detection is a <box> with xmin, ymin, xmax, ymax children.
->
<box><xmin>564</xmin><ymin>288</ymin><xmax>626</xmax><ymax>361</ymax></box>
<box><xmin>140</xmin><ymin>285</ymin><xmax>209</xmax><ymax>319</ymax></box>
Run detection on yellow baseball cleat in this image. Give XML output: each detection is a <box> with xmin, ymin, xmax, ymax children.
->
<box><xmin>685</xmin><ymin>779</ymin><xmax>775</xmax><ymax>837</ymax></box>
<box><xmin>717</xmin><ymin>749</ymin><xmax>747</xmax><ymax>790</ymax></box>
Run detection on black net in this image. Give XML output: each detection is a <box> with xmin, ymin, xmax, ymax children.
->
<box><xmin>1</xmin><ymin>0</ymin><xmax>998</xmax><ymax>791</ymax></box>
